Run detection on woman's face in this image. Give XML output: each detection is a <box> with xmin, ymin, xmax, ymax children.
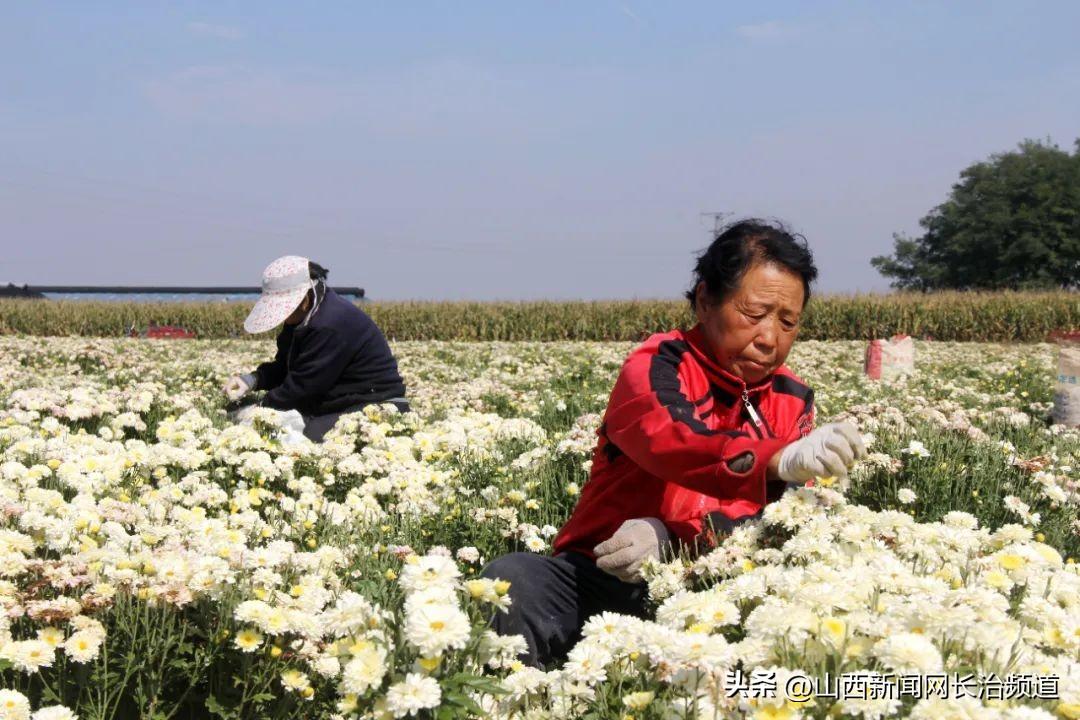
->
<box><xmin>695</xmin><ymin>261</ymin><xmax>805</xmax><ymax>384</ymax></box>
<box><xmin>283</xmin><ymin>292</ymin><xmax>312</xmax><ymax>326</ymax></box>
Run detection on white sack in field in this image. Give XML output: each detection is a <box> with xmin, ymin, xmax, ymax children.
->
<box><xmin>864</xmin><ymin>335</ymin><xmax>915</xmax><ymax>380</ymax></box>
<box><xmin>1052</xmin><ymin>343</ymin><xmax>1080</xmax><ymax>427</ymax></box>
<box><xmin>232</xmin><ymin>405</ymin><xmax>310</xmax><ymax>446</ymax></box>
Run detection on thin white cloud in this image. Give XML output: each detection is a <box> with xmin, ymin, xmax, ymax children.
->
<box><xmin>736</xmin><ymin>21</ymin><xmax>801</xmax><ymax>41</ymax></box>
<box><xmin>618</xmin><ymin>3</ymin><xmax>644</xmax><ymax>26</ymax></box>
<box><xmin>142</xmin><ymin>65</ymin><xmax>344</xmax><ymax>126</ymax></box>
<box><xmin>187</xmin><ymin>21</ymin><xmax>245</xmax><ymax>41</ymax></box>
<box><xmin>140</xmin><ymin>61</ymin><xmax>564</xmax><ymax>132</ymax></box>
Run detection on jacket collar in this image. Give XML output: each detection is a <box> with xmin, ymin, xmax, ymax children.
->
<box><xmin>683</xmin><ymin>323</ymin><xmax>775</xmax><ymax>395</ymax></box>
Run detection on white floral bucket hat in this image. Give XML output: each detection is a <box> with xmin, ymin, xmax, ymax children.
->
<box><xmin>243</xmin><ymin>255</ymin><xmax>314</xmax><ymax>334</ymax></box>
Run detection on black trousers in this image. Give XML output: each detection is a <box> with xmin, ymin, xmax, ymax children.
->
<box><xmin>479</xmin><ymin>551</ymin><xmax>650</xmax><ymax>668</ymax></box>
<box><xmin>301</xmin><ymin>399</ymin><xmax>410</xmax><ymax>442</ymax></box>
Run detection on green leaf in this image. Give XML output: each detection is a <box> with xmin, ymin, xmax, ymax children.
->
<box><xmin>205</xmin><ymin>695</ymin><xmax>238</xmax><ymax>720</ymax></box>
<box><xmin>444</xmin><ymin>691</ymin><xmax>485</xmax><ymax>715</ymax></box>
<box><xmin>445</xmin><ymin>672</ymin><xmax>505</xmax><ymax>694</ymax></box>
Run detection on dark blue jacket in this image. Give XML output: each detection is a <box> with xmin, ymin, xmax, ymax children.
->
<box><xmin>254</xmin><ymin>289</ymin><xmax>406</xmax><ymax>416</ymax></box>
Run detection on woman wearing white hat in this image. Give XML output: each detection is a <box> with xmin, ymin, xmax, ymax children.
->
<box><xmin>222</xmin><ymin>255</ymin><xmax>408</xmax><ymax>441</ymax></box>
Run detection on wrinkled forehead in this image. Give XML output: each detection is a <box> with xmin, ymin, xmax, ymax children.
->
<box><xmin>734</xmin><ymin>262</ymin><xmax>807</xmax><ymax>309</ymax></box>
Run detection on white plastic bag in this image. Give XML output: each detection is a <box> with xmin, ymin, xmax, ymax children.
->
<box><xmin>864</xmin><ymin>335</ymin><xmax>915</xmax><ymax>380</ymax></box>
<box><xmin>1052</xmin><ymin>341</ymin><xmax>1080</xmax><ymax>427</ymax></box>
<box><xmin>276</xmin><ymin>410</ymin><xmax>309</xmax><ymax>446</ymax></box>
<box><xmin>231</xmin><ymin>405</ymin><xmax>309</xmax><ymax>446</ymax></box>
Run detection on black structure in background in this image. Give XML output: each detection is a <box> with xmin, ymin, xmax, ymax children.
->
<box><xmin>1</xmin><ymin>284</ymin><xmax>45</xmax><ymax>298</ymax></box>
<box><xmin>2</xmin><ymin>285</ymin><xmax>365</xmax><ymax>299</ymax></box>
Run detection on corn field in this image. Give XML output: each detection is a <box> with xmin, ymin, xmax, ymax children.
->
<box><xmin>0</xmin><ymin>292</ymin><xmax>1077</xmax><ymax>341</ymax></box>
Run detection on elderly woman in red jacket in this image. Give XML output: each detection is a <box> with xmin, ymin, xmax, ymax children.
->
<box><xmin>482</xmin><ymin>219</ymin><xmax>865</xmax><ymax>668</ymax></box>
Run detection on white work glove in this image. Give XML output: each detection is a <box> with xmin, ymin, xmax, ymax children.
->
<box><xmin>593</xmin><ymin>518</ymin><xmax>670</xmax><ymax>584</ymax></box>
<box><xmin>777</xmin><ymin>422</ymin><xmax>867</xmax><ymax>484</ymax></box>
<box><xmin>223</xmin><ymin>373</ymin><xmax>256</xmax><ymax>402</ymax></box>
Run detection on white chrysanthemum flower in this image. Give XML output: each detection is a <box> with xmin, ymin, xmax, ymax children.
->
<box><xmin>311</xmin><ymin>654</ymin><xmax>340</xmax><ymax>678</ymax></box>
<box><xmin>404</xmin><ymin>603</ymin><xmax>471</xmax><ymax>656</ymax></box>
<box><xmin>1</xmin><ymin>639</ymin><xmax>56</xmax><ymax>672</ymax></box>
<box><xmin>68</xmin><ymin>617</ymin><xmax>105</xmax><ymax>639</ymax></box>
<box><xmin>398</xmin><ymin>554</ymin><xmax>461</xmax><ymax>593</ymax></box>
<box><xmin>0</xmin><ymin>690</ymin><xmax>31</xmax><ymax>720</ymax></box>
<box><xmin>233</xmin><ymin>628</ymin><xmax>263</xmax><ymax>653</ymax></box>
<box><xmin>873</xmin><ymin>632</ymin><xmax>942</xmax><ymax>673</ymax></box>
<box><xmin>644</xmin><ymin>560</ymin><xmax>687</xmax><ymax>602</ymax></box>
<box><xmin>36</xmin><ymin>627</ymin><xmax>64</xmax><ymax>649</ymax></box>
<box><xmin>31</xmin><ymin>707</ymin><xmax>78</xmax><ymax>720</ymax></box>
<box><xmin>320</xmin><ymin>591</ymin><xmax>378</xmax><ymax>636</ymax></box>
<box><xmin>562</xmin><ymin>642</ymin><xmax>612</xmax><ymax>684</ymax></box>
<box><xmin>657</xmin><ymin>588</ymin><xmax>742</xmax><ymax>634</ymax></box>
<box><xmin>901</xmin><ymin>440</ymin><xmax>930</xmax><ymax>458</ymax></box>
<box><xmin>941</xmin><ymin>511</ymin><xmax>979</xmax><ymax>530</ymax></box>
<box><xmin>998</xmin><ymin>707</ymin><xmax>1057</xmax><ymax>720</ymax></box>
<box><xmin>523</xmin><ymin>535</ymin><xmax>547</xmax><ymax>553</ymax></box>
<box><xmin>385</xmin><ymin>673</ymin><xmax>441</xmax><ymax>717</ymax></box>
<box><xmin>280</xmin><ymin>669</ymin><xmax>310</xmax><ymax>694</ymax></box>
<box><xmin>340</xmin><ymin>641</ymin><xmax>387</xmax><ymax>695</ymax></box>
<box><xmin>622</xmin><ymin>690</ymin><xmax>655</xmax><ymax>711</ymax></box>
<box><xmin>1003</xmin><ymin>495</ymin><xmax>1041</xmax><ymax>525</ymax></box>
<box><xmin>478</xmin><ymin>630</ymin><xmax>528</xmax><ymax>670</ymax></box>
<box><xmin>580</xmin><ymin>612</ymin><xmax>644</xmax><ymax>654</ymax></box>
<box><xmin>455</xmin><ymin>546</ymin><xmax>480</xmax><ymax>563</ymax></box>
<box><xmin>834</xmin><ymin>670</ymin><xmax>902</xmax><ymax>719</ymax></box>
<box><xmin>907</xmin><ymin>696</ymin><xmax>989</xmax><ymax>720</ymax></box>
<box><xmin>660</xmin><ymin>695</ymin><xmax>720</xmax><ymax>720</ymax></box>
<box><xmin>897</xmin><ymin>488</ymin><xmax>917</xmax><ymax>504</ymax></box>
<box><xmin>63</xmin><ymin>630</ymin><xmax>103</xmax><ymax>663</ymax></box>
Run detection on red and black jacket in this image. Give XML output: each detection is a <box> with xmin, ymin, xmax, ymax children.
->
<box><xmin>553</xmin><ymin>324</ymin><xmax>815</xmax><ymax>559</ymax></box>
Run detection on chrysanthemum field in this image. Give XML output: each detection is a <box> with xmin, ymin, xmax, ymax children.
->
<box><xmin>0</xmin><ymin>338</ymin><xmax>1077</xmax><ymax>720</ymax></box>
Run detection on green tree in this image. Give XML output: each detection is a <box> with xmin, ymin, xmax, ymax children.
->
<box><xmin>872</xmin><ymin>138</ymin><xmax>1080</xmax><ymax>290</ymax></box>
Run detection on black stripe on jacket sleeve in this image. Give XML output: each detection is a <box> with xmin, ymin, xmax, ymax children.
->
<box><xmin>648</xmin><ymin>340</ymin><xmax>721</xmax><ymax>437</ymax></box>
<box><xmin>771</xmin><ymin>374</ymin><xmax>815</xmax><ymax>414</ymax></box>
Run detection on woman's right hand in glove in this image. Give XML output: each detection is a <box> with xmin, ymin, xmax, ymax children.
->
<box><xmin>223</xmin><ymin>374</ymin><xmax>256</xmax><ymax>402</ymax></box>
<box><xmin>776</xmin><ymin>422</ymin><xmax>866</xmax><ymax>484</ymax></box>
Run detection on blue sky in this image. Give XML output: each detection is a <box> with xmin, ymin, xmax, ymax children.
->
<box><xmin>3</xmin><ymin>2</ymin><xmax>1078</xmax><ymax>300</ymax></box>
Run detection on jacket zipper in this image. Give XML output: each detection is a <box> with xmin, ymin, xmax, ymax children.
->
<box><xmin>741</xmin><ymin>389</ymin><xmax>763</xmax><ymax>429</ymax></box>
